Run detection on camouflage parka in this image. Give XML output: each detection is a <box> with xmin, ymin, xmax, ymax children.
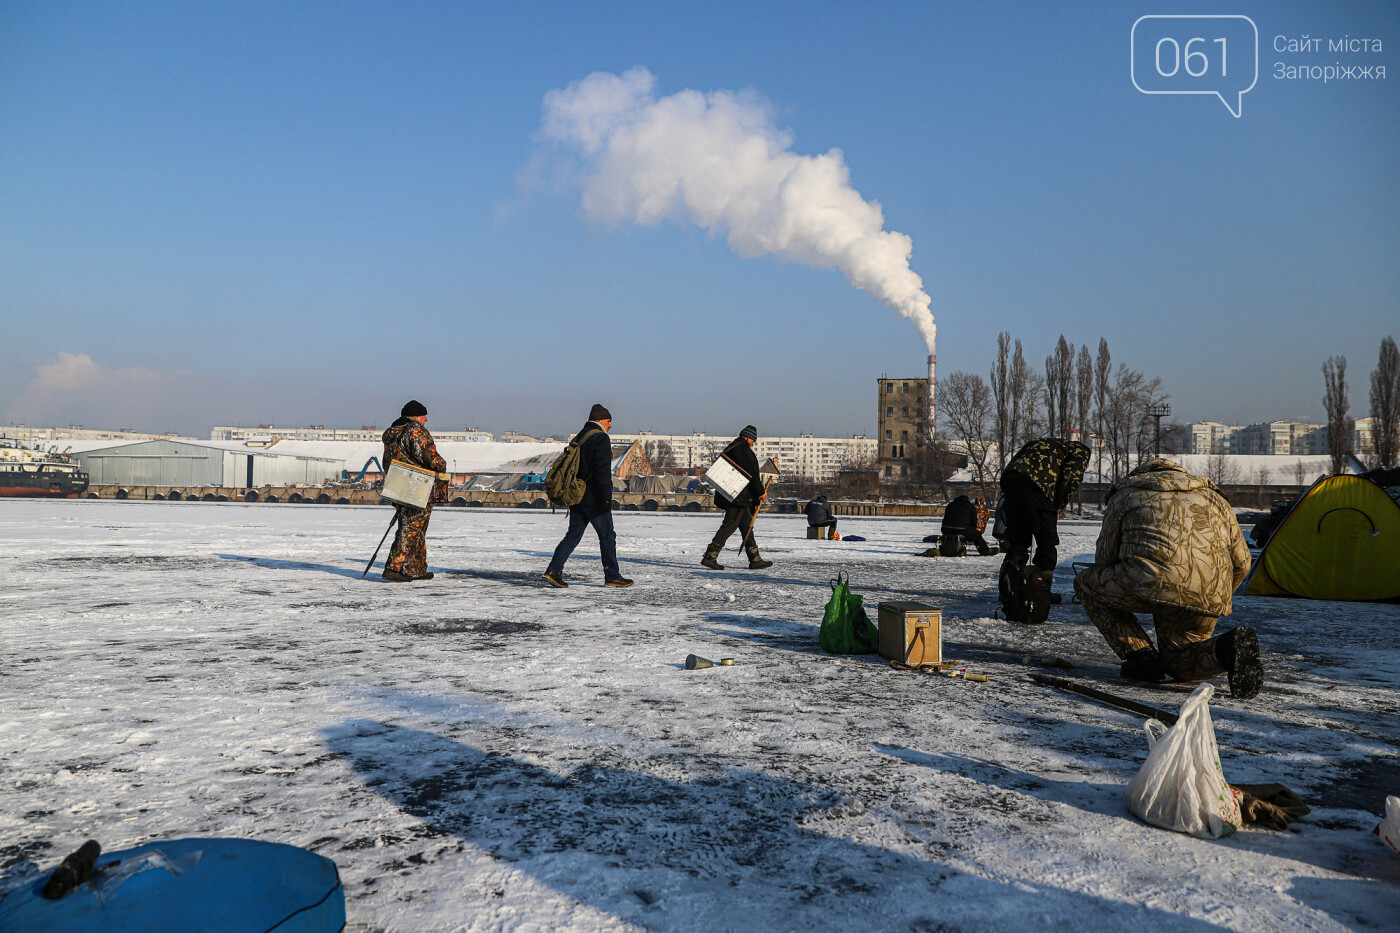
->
<box><xmin>1003</xmin><ymin>438</ymin><xmax>1091</xmax><ymax>510</ymax></box>
<box><xmin>1074</xmin><ymin>459</ymin><xmax>1252</xmax><ymax>617</ymax></box>
<box><xmin>382</xmin><ymin>418</ymin><xmax>449</xmax><ymax>504</ymax></box>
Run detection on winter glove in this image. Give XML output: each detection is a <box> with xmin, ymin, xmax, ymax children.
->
<box><xmin>1232</xmin><ymin>783</ymin><xmax>1310</xmax><ymax>830</ymax></box>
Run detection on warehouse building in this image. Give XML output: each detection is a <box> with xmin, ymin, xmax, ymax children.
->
<box><xmin>77</xmin><ymin>439</ymin><xmax>343</xmax><ymax>488</ymax></box>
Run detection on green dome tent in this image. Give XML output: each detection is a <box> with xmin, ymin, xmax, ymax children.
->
<box><xmin>1245</xmin><ymin>471</ymin><xmax>1400</xmax><ymax>601</ymax></box>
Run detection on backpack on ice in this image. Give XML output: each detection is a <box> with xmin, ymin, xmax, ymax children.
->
<box><xmin>998</xmin><ymin>559</ymin><xmax>1052</xmax><ymax>623</ymax></box>
<box><xmin>1125</xmin><ymin>683</ymin><xmax>1243</xmax><ymax>838</ymax></box>
<box><xmin>544</xmin><ymin>428</ymin><xmax>602</xmax><ymax>507</ymax></box>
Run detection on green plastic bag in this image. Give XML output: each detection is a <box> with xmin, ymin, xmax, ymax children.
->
<box><xmin>819</xmin><ymin>573</ymin><xmax>880</xmax><ymax>654</ymax></box>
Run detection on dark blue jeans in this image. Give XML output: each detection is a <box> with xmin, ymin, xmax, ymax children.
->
<box><xmin>546</xmin><ymin>506</ymin><xmax>620</xmax><ymax>580</ymax></box>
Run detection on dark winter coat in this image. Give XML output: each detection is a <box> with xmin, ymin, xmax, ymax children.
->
<box><xmin>570</xmin><ymin>421</ymin><xmax>615</xmax><ymax>516</ymax></box>
<box><xmin>941</xmin><ymin>494</ymin><xmax>978</xmax><ymax>532</ymax></box>
<box><xmin>804</xmin><ymin>497</ymin><xmax>833</xmax><ymax>525</ymax></box>
<box><xmin>1002</xmin><ymin>438</ymin><xmax>1092</xmax><ymax>511</ymax></box>
<box><xmin>382</xmin><ymin>417</ymin><xmax>448</xmax><ymax>503</ymax></box>
<box><xmin>714</xmin><ymin>437</ymin><xmax>766</xmax><ymax>509</ymax></box>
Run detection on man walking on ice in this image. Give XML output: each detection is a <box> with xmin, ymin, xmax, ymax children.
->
<box><xmin>701</xmin><ymin>425</ymin><xmax>773</xmax><ymax>571</ymax></box>
<box><xmin>381</xmin><ymin>399</ymin><xmax>448</xmax><ymax>582</ymax></box>
<box><xmin>544</xmin><ymin>404</ymin><xmax>633</xmax><ymax>589</ymax></box>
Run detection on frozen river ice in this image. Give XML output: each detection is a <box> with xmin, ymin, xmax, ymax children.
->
<box><xmin>1</xmin><ymin>499</ymin><xmax>1396</xmax><ymax>931</ymax></box>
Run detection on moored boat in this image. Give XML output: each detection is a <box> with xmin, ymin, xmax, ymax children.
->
<box><xmin>0</xmin><ymin>437</ymin><xmax>90</xmax><ymax>498</ymax></box>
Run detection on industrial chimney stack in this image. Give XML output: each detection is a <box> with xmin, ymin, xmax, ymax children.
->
<box><xmin>927</xmin><ymin>353</ymin><xmax>936</xmax><ymax>439</ymax></box>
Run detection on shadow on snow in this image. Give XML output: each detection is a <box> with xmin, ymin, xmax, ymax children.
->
<box><xmin>322</xmin><ymin>718</ymin><xmax>1228</xmax><ymax>931</ymax></box>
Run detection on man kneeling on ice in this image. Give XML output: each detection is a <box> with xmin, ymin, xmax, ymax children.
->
<box><xmin>1073</xmin><ymin>458</ymin><xmax>1262</xmax><ymax>698</ymax></box>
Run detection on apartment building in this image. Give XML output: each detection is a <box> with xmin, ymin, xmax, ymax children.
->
<box><xmin>1185</xmin><ymin>419</ymin><xmax>1366</xmax><ymax>457</ymax></box>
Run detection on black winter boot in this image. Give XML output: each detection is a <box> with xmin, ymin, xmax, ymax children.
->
<box><xmin>701</xmin><ymin>549</ymin><xmax>724</xmax><ymax>571</ymax></box>
<box><xmin>1215</xmin><ymin>626</ymin><xmax>1263</xmax><ymax>699</ymax></box>
<box><xmin>1121</xmin><ymin>647</ymin><xmax>1167</xmax><ymax>682</ymax></box>
<box><xmin>746</xmin><ymin>550</ymin><xmax>773</xmax><ymax>570</ymax></box>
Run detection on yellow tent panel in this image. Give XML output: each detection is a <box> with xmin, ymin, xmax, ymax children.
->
<box><xmin>1246</xmin><ymin>474</ymin><xmax>1400</xmax><ymax>601</ymax></box>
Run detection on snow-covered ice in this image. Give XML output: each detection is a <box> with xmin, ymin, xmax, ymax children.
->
<box><xmin>1</xmin><ymin>500</ymin><xmax>1396</xmax><ymax>931</ymax></box>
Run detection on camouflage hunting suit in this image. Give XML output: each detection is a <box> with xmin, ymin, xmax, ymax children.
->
<box><xmin>1074</xmin><ymin>459</ymin><xmax>1253</xmax><ymax>681</ymax></box>
<box><xmin>1003</xmin><ymin>438</ymin><xmax>1092</xmax><ymax>510</ymax></box>
<box><xmin>382</xmin><ymin>419</ymin><xmax>448</xmax><ymax>580</ymax></box>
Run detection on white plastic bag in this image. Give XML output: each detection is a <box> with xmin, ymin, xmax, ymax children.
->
<box><xmin>1125</xmin><ymin>683</ymin><xmax>1242</xmax><ymax>838</ymax></box>
<box><xmin>1378</xmin><ymin>796</ymin><xmax>1400</xmax><ymax>854</ymax></box>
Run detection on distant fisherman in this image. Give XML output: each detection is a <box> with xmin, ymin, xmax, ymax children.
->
<box><xmin>940</xmin><ymin>493</ymin><xmax>994</xmax><ymax>556</ymax></box>
<box><xmin>381</xmin><ymin>400</ymin><xmax>448</xmax><ymax>582</ymax></box>
<box><xmin>701</xmin><ymin>425</ymin><xmax>773</xmax><ymax>571</ymax></box>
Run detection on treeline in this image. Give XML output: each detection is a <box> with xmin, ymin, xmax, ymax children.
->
<box><xmin>1322</xmin><ymin>335</ymin><xmax>1400</xmax><ymax>473</ymax></box>
<box><xmin>939</xmin><ymin>333</ymin><xmax>1167</xmax><ymax>496</ymax></box>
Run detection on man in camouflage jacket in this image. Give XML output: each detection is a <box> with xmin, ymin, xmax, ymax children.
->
<box><xmin>381</xmin><ymin>399</ymin><xmax>448</xmax><ymax>582</ymax></box>
<box><xmin>999</xmin><ymin>437</ymin><xmax>1091</xmax><ymax>574</ymax></box>
<box><xmin>1073</xmin><ymin>459</ymin><xmax>1261</xmax><ymax>697</ymax></box>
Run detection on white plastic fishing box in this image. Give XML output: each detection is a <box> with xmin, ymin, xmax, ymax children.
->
<box><xmin>381</xmin><ymin>459</ymin><xmax>437</xmax><ymax>509</ymax></box>
<box><xmin>705</xmin><ymin>455</ymin><xmax>752</xmax><ymax>501</ymax></box>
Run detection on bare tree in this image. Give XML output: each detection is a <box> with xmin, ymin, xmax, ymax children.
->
<box><xmin>1097</xmin><ymin>363</ymin><xmax>1166</xmax><ymax>482</ymax></box>
<box><xmin>1042</xmin><ymin>335</ymin><xmax>1074</xmax><ymax>438</ymax></box>
<box><xmin>939</xmin><ymin>371</ymin><xmax>996</xmax><ymax>499</ymax></box>
<box><xmin>1008</xmin><ymin>339</ymin><xmax>1043</xmax><ymax>454</ymax></box>
<box><xmin>643</xmin><ymin>440</ymin><xmax>677</xmax><ymax>470</ymax></box>
<box><xmin>1204</xmin><ymin>453</ymin><xmax>1240</xmax><ymax>487</ymax></box>
<box><xmin>989</xmin><ymin>332</ymin><xmax>1011</xmax><ymax>473</ymax></box>
<box><xmin>1370</xmin><ymin>335</ymin><xmax>1400</xmax><ymax>468</ymax></box>
<box><xmin>1074</xmin><ymin>343</ymin><xmax>1093</xmax><ymax>444</ymax></box>
<box><xmin>1256</xmin><ymin>465</ymin><xmax>1272</xmax><ymax>487</ymax></box>
<box><xmin>1093</xmin><ymin>338</ymin><xmax>1112</xmax><ymax>481</ymax></box>
<box><xmin>1322</xmin><ymin>355</ymin><xmax>1353</xmax><ymax>475</ymax></box>
<box><xmin>1293</xmin><ymin>459</ymin><xmax>1307</xmax><ymax>487</ymax></box>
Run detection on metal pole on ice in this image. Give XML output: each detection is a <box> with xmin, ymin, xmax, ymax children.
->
<box><xmin>361</xmin><ymin>512</ymin><xmax>400</xmax><ymax>579</ymax></box>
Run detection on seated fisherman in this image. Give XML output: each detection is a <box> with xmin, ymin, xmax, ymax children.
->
<box><xmin>939</xmin><ymin>493</ymin><xmax>994</xmax><ymax>555</ymax></box>
<box><xmin>1073</xmin><ymin>458</ymin><xmax>1262</xmax><ymax>698</ymax></box>
<box><xmin>804</xmin><ymin>495</ymin><xmax>838</xmax><ymax>539</ymax></box>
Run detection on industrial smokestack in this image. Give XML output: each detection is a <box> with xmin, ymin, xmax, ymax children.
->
<box><xmin>539</xmin><ymin>68</ymin><xmax>937</xmax><ymax>354</ymax></box>
<box><xmin>927</xmin><ymin>353</ymin><xmax>936</xmax><ymax>438</ymax></box>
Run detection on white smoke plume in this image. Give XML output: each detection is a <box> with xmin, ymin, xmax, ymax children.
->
<box><xmin>540</xmin><ymin>68</ymin><xmax>936</xmax><ymax>353</ymax></box>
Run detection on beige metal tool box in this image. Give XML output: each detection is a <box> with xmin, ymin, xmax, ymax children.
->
<box><xmin>877</xmin><ymin>601</ymin><xmax>943</xmax><ymax>665</ymax></box>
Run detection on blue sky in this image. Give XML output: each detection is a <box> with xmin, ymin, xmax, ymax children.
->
<box><xmin>2</xmin><ymin>1</ymin><xmax>1396</xmax><ymax>438</ymax></box>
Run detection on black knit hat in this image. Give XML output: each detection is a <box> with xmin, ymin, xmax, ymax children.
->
<box><xmin>589</xmin><ymin>403</ymin><xmax>612</xmax><ymax>422</ymax></box>
<box><xmin>739</xmin><ymin>425</ymin><xmax>757</xmax><ymax>442</ymax></box>
<box><xmin>401</xmin><ymin>399</ymin><xmax>427</xmax><ymax>418</ymax></box>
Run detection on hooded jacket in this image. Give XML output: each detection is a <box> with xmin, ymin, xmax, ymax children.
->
<box><xmin>1074</xmin><ymin>459</ymin><xmax>1251</xmax><ymax>616</ymax></box>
